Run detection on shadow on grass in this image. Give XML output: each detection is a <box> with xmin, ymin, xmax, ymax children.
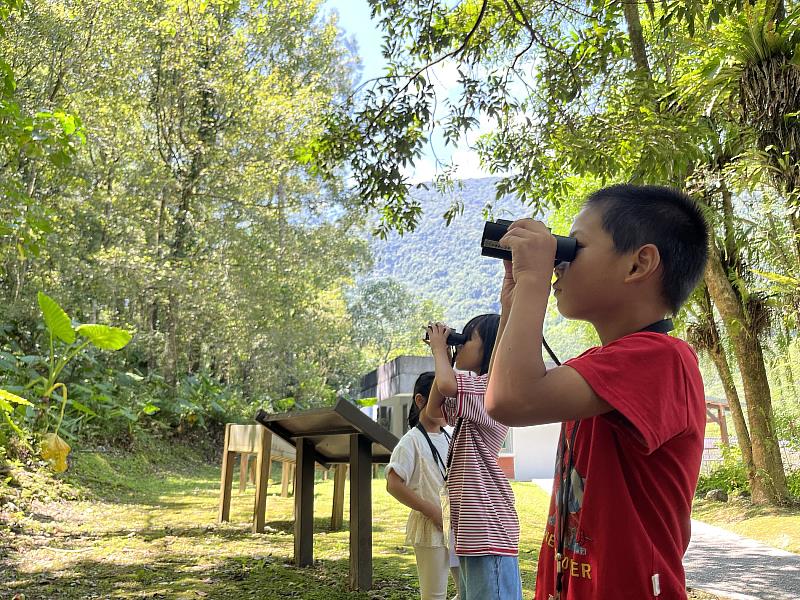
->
<box><xmin>3</xmin><ymin>547</ymin><xmax>421</xmax><ymax>599</ymax></box>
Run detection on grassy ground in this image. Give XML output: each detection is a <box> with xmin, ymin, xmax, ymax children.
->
<box><xmin>0</xmin><ymin>438</ymin><xmax>730</xmax><ymax>599</ymax></box>
<box><xmin>692</xmin><ymin>496</ymin><xmax>800</xmax><ymax>554</ymax></box>
<box><xmin>1</xmin><ymin>440</ymin><xmax>553</xmax><ymax>599</ymax></box>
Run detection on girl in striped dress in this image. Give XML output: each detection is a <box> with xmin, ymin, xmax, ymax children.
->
<box><xmin>425</xmin><ymin>314</ymin><xmax>522</xmax><ymax>600</ymax></box>
<box><xmin>386</xmin><ymin>371</ymin><xmax>461</xmax><ymax>600</ymax></box>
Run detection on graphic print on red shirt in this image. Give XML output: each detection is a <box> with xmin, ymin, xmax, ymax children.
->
<box><xmin>534</xmin><ymin>333</ymin><xmax>706</xmax><ymax>600</ymax></box>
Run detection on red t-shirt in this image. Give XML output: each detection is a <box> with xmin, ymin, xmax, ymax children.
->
<box><xmin>534</xmin><ymin>333</ymin><xmax>706</xmax><ymax>600</ymax></box>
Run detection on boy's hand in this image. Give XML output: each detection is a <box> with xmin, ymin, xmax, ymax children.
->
<box><xmin>424</xmin><ymin>322</ymin><xmax>451</xmax><ymax>353</ymax></box>
<box><xmin>499</xmin><ymin>219</ymin><xmax>557</xmax><ymax>286</ymax></box>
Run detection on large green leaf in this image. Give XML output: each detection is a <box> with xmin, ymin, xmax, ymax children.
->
<box><xmin>75</xmin><ymin>324</ymin><xmax>132</xmax><ymax>350</ymax></box>
<box><xmin>0</xmin><ymin>388</ymin><xmax>33</xmax><ymax>410</ymax></box>
<box><xmin>37</xmin><ymin>292</ymin><xmax>75</xmax><ymax>344</ymax></box>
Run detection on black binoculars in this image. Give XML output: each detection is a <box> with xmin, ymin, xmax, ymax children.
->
<box><xmin>481</xmin><ymin>219</ymin><xmax>578</xmax><ymax>265</ymax></box>
<box><xmin>424</xmin><ymin>328</ymin><xmax>468</xmax><ymax>347</ymax></box>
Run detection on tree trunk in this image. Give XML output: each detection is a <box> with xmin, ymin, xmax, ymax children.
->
<box><xmin>622</xmin><ymin>0</ymin><xmax>651</xmax><ymax>77</ymax></box>
<box><xmin>706</xmin><ymin>314</ymin><xmax>755</xmax><ymax>476</ymax></box>
<box><xmin>704</xmin><ymin>247</ymin><xmax>790</xmax><ymax>505</ymax></box>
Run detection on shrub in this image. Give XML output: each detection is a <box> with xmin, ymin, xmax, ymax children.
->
<box><xmin>696</xmin><ymin>445</ymin><xmax>750</xmax><ymax>496</ymax></box>
<box><xmin>787</xmin><ymin>469</ymin><xmax>800</xmax><ymax>500</ymax></box>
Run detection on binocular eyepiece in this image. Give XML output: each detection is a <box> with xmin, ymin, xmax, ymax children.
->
<box><xmin>481</xmin><ymin>219</ymin><xmax>577</xmax><ymax>266</ymax></box>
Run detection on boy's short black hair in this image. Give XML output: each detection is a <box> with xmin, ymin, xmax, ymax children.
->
<box><xmin>585</xmin><ymin>184</ymin><xmax>709</xmax><ymax>315</ymax></box>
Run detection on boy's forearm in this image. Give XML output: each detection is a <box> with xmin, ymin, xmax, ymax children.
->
<box><xmin>486</xmin><ymin>277</ymin><xmax>550</xmax><ymax>422</ymax></box>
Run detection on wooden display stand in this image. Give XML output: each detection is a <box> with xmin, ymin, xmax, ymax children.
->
<box><xmin>217</xmin><ymin>424</ymin><xmax>274</xmax><ymax>533</ymax></box>
<box><xmin>255</xmin><ymin>400</ymin><xmax>397</xmax><ymax>591</ymax></box>
<box><xmin>217</xmin><ymin>424</ymin><xmax>350</xmax><ymax>534</ymax></box>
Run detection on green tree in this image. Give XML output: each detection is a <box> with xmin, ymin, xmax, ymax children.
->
<box><xmin>313</xmin><ymin>0</ymin><xmax>796</xmax><ymax>504</ymax></box>
<box><xmin>1</xmin><ymin>0</ymin><xmax>372</xmax><ymax>440</ymax></box>
<box><xmin>348</xmin><ymin>278</ymin><xmax>445</xmax><ymax>365</ymax></box>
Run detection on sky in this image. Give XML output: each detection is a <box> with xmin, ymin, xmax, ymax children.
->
<box><xmin>323</xmin><ymin>0</ymin><xmax>494</xmax><ymax>183</ymax></box>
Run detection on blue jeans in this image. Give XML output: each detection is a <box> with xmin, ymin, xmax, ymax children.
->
<box><xmin>458</xmin><ymin>555</ymin><xmax>522</xmax><ymax>600</ymax></box>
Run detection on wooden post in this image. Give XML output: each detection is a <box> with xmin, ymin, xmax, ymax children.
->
<box><xmin>718</xmin><ymin>406</ymin><xmax>730</xmax><ymax>446</ymax></box>
<box><xmin>331</xmin><ymin>464</ymin><xmax>347</xmax><ymax>531</ymax></box>
<box><xmin>295</xmin><ymin>438</ymin><xmax>315</xmax><ymax>567</ymax></box>
<box><xmin>239</xmin><ymin>453</ymin><xmax>250</xmax><ymax>493</ymax></box>
<box><xmin>290</xmin><ymin>462</ymin><xmax>297</xmax><ymax>518</ymax></box>
<box><xmin>350</xmin><ymin>434</ymin><xmax>372</xmax><ymax>590</ymax></box>
<box><xmin>217</xmin><ymin>424</ymin><xmax>235</xmax><ymax>523</ymax></box>
<box><xmin>252</xmin><ymin>429</ymin><xmax>272</xmax><ymax>533</ymax></box>
<box><xmin>281</xmin><ymin>461</ymin><xmax>290</xmax><ymax>497</ymax></box>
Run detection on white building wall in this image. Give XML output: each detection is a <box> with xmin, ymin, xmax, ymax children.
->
<box><xmin>511</xmin><ymin>423</ymin><xmax>561</xmax><ymax>480</ymax></box>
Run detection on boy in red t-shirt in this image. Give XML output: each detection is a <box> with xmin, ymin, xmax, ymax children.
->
<box><xmin>485</xmin><ymin>184</ymin><xmax>709</xmax><ymax>599</ymax></box>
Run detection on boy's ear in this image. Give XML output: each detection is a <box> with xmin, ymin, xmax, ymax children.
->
<box><xmin>625</xmin><ymin>243</ymin><xmax>661</xmax><ymax>283</ymax></box>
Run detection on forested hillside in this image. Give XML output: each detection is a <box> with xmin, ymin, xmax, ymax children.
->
<box><xmin>365</xmin><ymin>177</ymin><xmax>596</xmax><ymax>359</ymax></box>
<box><xmin>369</xmin><ymin>178</ymin><xmax>512</xmax><ymax>327</ymax></box>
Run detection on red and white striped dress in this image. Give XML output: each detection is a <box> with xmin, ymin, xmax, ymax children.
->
<box><xmin>443</xmin><ymin>371</ymin><xmax>519</xmax><ymax>556</ymax></box>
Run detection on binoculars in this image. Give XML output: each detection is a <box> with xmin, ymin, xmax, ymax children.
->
<box><xmin>424</xmin><ymin>328</ymin><xmax>468</xmax><ymax>347</ymax></box>
<box><xmin>481</xmin><ymin>219</ymin><xmax>578</xmax><ymax>265</ymax></box>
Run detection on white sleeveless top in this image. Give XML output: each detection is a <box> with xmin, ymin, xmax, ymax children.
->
<box><xmin>386</xmin><ymin>426</ymin><xmax>450</xmax><ymax>547</ymax></box>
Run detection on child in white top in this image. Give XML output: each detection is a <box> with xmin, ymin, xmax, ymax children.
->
<box><xmin>386</xmin><ymin>371</ymin><xmax>460</xmax><ymax>600</ymax></box>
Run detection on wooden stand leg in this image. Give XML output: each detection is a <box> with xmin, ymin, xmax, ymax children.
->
<box><xmin>252</xmin><ymin>430</ymin><xmax>272</xmax><ymax>533</ymax></box>
<box><xmin>718</xmin><ymin>406</ymin><xmax>730</xmax><ymax>446</ymax></box>
<box><xmin>350</xmin><ymin>434</ymin><xmax>372</xmax><ymax>590</ymax></box>
<box><xmin>281</xmin><ymin>462</ymin><xmax>290</xmax><ymax>497</ymax></box>
<box><xmin>239</xmin><ymin>453</ymin><xmax>250</xmax><ymax>493</ymax></box>
<box><xmin>331</xmin><ymin>464</ymin><xmax>347</xmax><ymax>531</ymax></box>
<box><xmin>217</xmin><ymin>424</ymin><xmax>235</xmax><ymax>523</ymax></box>
<box><xmin>295</xmin><ymin>438</ymin><xmax>315</xmax><ymax>567</ymax></box>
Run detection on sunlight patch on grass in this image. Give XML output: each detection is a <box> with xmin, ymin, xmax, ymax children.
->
<box><xmin>692</xmin><ymin>497</ymin><xmax>800</xmax><ymax>553</ymax></box>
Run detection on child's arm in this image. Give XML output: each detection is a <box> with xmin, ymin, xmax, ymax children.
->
<box><xmin>488</xmin><ymin>261</ymin><xmax>515</xmax><ymax>378</ymax></box>
<box><xmin>386</xmin><ymin>469</ymin><xmax>443</xmax><ymax>529</ymax></box>
<box><xmin>485</xmin><ymin>220</ymin><xmax>611</xmax><ymax>426</ymax></box>
<box><xmin>425</xmin><ymin>323</ymin><xmax>457</xmax><ymax>418</ymax></box>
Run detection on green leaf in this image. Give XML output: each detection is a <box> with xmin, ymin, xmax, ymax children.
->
<box><xmin>356</xmin><ymin>396</ymin><xmax>378</xmax><ymax>407</ymax></box>
<box><xmin>75</xmin><ymin>324</ymin><xmax>132</xmax><ymax>350</ymax></box>
<box><xmin>141</xmin><ymin>403</ymin><xmax>160</xmax><ymax>415</ymax></box>
<box><xmin>0</xmin><ymin>389</ymin><xmax>33</xmax><ymax>407</ymax></box>
<box><xmin>69</xmin><ymin>399</ymin><xmax>97</xmax><ymax>417</ymax></box>
<box><xmin>38</xmin><ymin>292</ymin><xmax>76</xmax><ymax>344</ymax></box>
<box><xmin>752</xmin><ymin>269</ymin><xmax>799</xmax><ymax>288</ymax></box>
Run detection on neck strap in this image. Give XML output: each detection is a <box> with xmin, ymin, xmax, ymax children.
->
<box><xmin>638</xmin><ymin>318</ymin><xmax>674</xmax><ymax>335</ymax></box>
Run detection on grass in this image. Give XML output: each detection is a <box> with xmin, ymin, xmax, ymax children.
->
<box><xmin>692</xmin><ymin>496</ymin><xmax>800</xmax><ymax>554</ymax></box>
<box><xmin>0</xmin><ymin>437</ymin><xmax>736</xmax><ymax>599</ymax></box>
<box><xmin>1</xmin><ymin>439</ymin><xmax>553</xmax><ymax>599</ymax></box>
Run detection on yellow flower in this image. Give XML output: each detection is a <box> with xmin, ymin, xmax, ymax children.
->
<box><xmin>41</xmin><ymin>433</ymin><xmax>71</xmax><ymax>473</ymax></box>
